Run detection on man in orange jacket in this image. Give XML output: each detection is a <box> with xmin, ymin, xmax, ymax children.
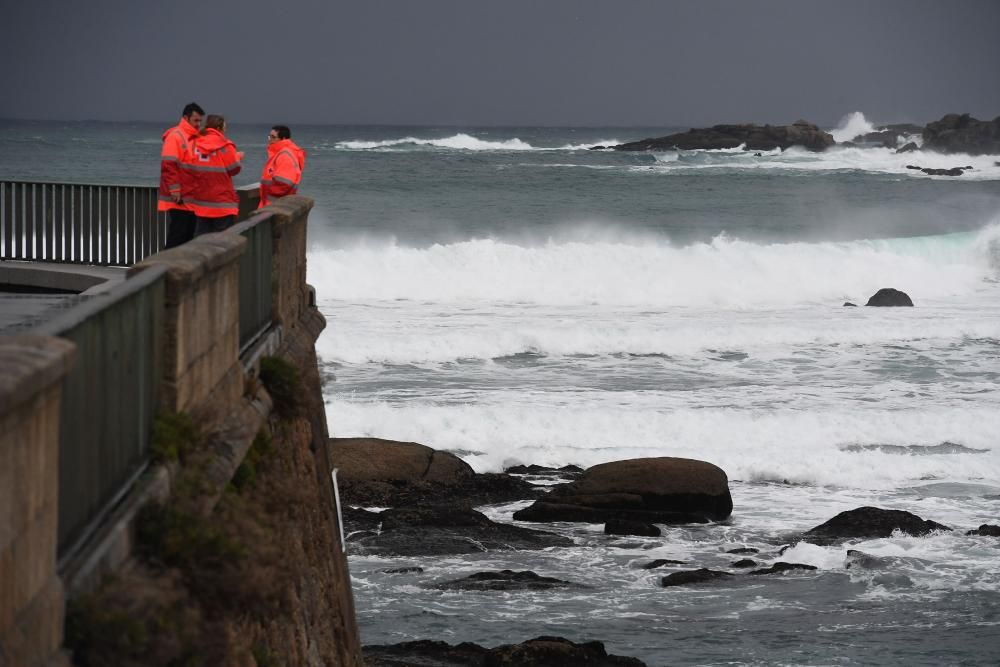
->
<box><xmin>259</xmin><ymin>125</ymin><xmax>306</xmax><ymax>208</ymax></box>
<box><xmin>181</xmin><ymin>114</ymin><xmax>243</xmax><ymax>236</ymax></box>
<box><xmin>159</xmin><ymin>102</ymin><xmax>204</xmax><ymax>248</ymax></box>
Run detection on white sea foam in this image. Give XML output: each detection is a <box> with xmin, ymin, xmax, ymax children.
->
<box><xmin>335</xmin><ymin>133</ymin><xmax>618</xmax><ymax>152</ymax></box>
<box><xmin>325</xmin><ymin>398</ymin><xmax>1000</xmax><ymax>488</ymax></box>
<box><xmin>307</xmin><ymin>225</ymin><xmax>1000</xmax><ymax>307</ymax></box>
<box><xmin>830</xmin><ymin>111</ymin><xmax>877</xmax><ymax>143</ymax></box>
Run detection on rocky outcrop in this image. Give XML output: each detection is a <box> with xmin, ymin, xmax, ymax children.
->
<box><xmin>966</xmin><ymin>524</ymin><xmax>1000</xmax><ymax>536</ymax></box>
<box><xmin>896</xmin><ymin>142</ymin><xmax>919</xmax><ymax>153</ymax></box>
<box><xmin>866</xmin><ymin>288</ymin><xmax>913</xmax><ymax>307</ymax></box>
<box><xmin>641</xmin><ymin>559</ymin><xmax>688</xmax><ymax>569</ymax></box>
<box><xmin>802</xmin><ymin>506</ymin><xmax>951</xmax><ymax>545</ymax></box>
<box><xmin>732</xmin><ymin>559</ymin><xmax>758</xmax><ymax>568</ymax></box>
<box><xmin>851</xmin><ymin>124</ymin><xmax>923</xmax><ymax>149</ymax></box>
<box><xmin>365</xmin><ymin>636</ymin><xmax>648</xmax><ymax>667</ymax></box>
<box><xmin>330</xmin><ymin>437</ymin><xmax>537</xmax><ymax>507</ymax></box>
<box><xmin>513</xmin><ymin>457</ymin><xmax>733</xmax><ymax>525</ymax></box>
<box><xmin>905</xmin><ymin>164</ymin><xmax>972</xmax><ymax>176</ymax></box>
<box><xmin>431</xmin><ymin>570</ymin><xmax>583</xmax><ymax>592</ymax></box>
<box><xmin>344</xmin><ymin>505</ymin><xmax>571</xmax><ymax>556</ymax></box>
<box><xmin>922</xmin><ymin>113</ymin><xmax>1000</xmax><ymax>155</ymax></box>
<box><xmin>614</xmin><ymin>120</ymin><xmax>834</xmax><ymax>153</ymax></box>
<box><xmin>748</xmin><ymin>562</ymin><xmax>817</xmax><ymax>575</ymax></box>
<box><xmin>660</xmin><ymin>569</ymin><xmax>733</xmax><ymax>587</ymax></box>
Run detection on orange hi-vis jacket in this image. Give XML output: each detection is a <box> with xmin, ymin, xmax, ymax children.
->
<box><xmin>259</xmin><ymin>139</ymin><xmax>306</xmax><ymax>208</ymax></box>
<box><xmin>180</xmin><ymin>129</ymin><xmax>242</xmax><ymax>219</ymax></box>
<box><xmin>158</xmin><ymin>117</ymin><xmax>201</xmax><ymax>212</ymax></box>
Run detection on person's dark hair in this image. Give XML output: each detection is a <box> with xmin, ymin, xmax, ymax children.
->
<box><xmin>202</xmin><ymin>114</ymin><xmax>226</xmax><ymax>133</ymax></box>
<box><xmin>271</xmin><ymin>125</ymin><xmax>291</xmax><ymax>140</ymax></box>
<box><xmin>182</xmin><ymin>102</ymin><xmax>205</xmax><ymax>118</ymax></box>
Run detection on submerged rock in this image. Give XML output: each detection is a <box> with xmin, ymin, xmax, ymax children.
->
<box><xmin>843</xmin><ymin>302</ymin><xmax>857</xmax><ymax>307</ymax></box>
<box><xmin>613</xmin><ymin>120</ymin><xmax>834</xmax><ymax>153</ymax></box>
<box><xmin>896</xmin><ymin>142</ymin><xmax>919</xmax><ymax>153</ymax></box>
<box><xmin>732</xmin><ymin>559</ymin><xmax>758</xmax><ymax>568</ymax></box>
<box><xmin>966</xmin><ymin>524</ymin><xmax>1000</xmax><ymax>536</ymax></box>
<box><xmin>922</xmin><ymin>113</ymin><xmax>1000</xmax><ymax>155</ymax></box>
<box><xmin>365</xmin><ymin>636</ymin><xmax>649</xmax><ymax>667</ymax></box>
<box><xmin>865</xmin><ymin>288</ymin><xmax>913</xmax><ymax>307</ymax></box>
<box><xmin>513</xmin><ymin>456</ymin><xmax>733</xmax><ymax>525</ymax></box>
<box><xmin>803</xmin><ymin>506</ymin><xmax>951</xmax><ymax>545</ymax></box>
<box><xmin>726</xmin><ymin>547</ymin><xmax>759</xmax><ymax>554</ymax></box>
<box><xmin>346</xmin><ymin>506</ymin><xmax>572</xmax><ymax>556</ymax></box>
<box><xmin>432</xmin><ymin>570</ymin><xmax>583</xmax><ymax>591</ymax></box>
<box><xmin>844</xmin><ymin>549</ymin><xmax>893</xmax><ymax>569</ymax></box>
<box><xmin>748</xmin><ymin>562</ymin><xmax>817</xmax><ymax>575</ymax></box>
<box><xmin>605</xmin><ymin>519</ymin><xmax>662</xmax><ymax>537</ymax></box>
<box><xmin>641</xmin><ymin>559</ymin><xmax>688</xmax><ymax>569</ymax></box>
<box><xmin>660</xmin><ymin>568</ymin><xmax>734</xmax><ymax>587</ymax></box>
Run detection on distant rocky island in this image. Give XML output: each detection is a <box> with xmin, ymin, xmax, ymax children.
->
<box><xmin>606</xmin><ymin>113</ymin><xmax>1000</xmax><ymax>156</ymax></box>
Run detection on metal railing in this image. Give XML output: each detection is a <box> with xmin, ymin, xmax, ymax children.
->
<box><xmin>31</xmin><ymin>266</ymin><xmax>167</xmax><ymax>560</ymax></box>
<box><xmin>232</xmin><ymin>214</ymin><xmax>274</xmax><ymax>353</ymax></box>
<box><xmin>1</xmin><ymin>181</ymin><xmax>165</xmax><ymax>266</ymax></box>
<box><xmin>1</xmin><ymin>180</ymin><xmax>261</xmax><ymax>267</ymax></box>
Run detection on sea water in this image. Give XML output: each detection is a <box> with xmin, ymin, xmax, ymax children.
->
<box><xmin>3</xmin><ymin>114</ymin><xmax>999</xmax><ymax>665</ymax></box>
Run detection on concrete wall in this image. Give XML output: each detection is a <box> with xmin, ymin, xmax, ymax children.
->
<box><xmin>0</xmin><ymin>337</ymin><xmax>75</xmax><ymax>667</ymax></box>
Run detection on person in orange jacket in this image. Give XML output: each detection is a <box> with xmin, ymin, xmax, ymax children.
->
<box><xmin>259</xmin><ymin>125</ymin><xmax>306</xmax><ymax>208</ymax></box>
<box><xmin>159</xmin><ymin>102</ymin><xmax>203</xmax><ymax>248</ymax></box>
<box><xmin>181</xmin><ymin>114</ymin><xmax>243</xmax><ymax>236</ymax></box>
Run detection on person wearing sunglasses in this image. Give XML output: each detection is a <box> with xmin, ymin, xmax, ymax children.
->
<box><xmin>259</xmin><ymin>125</ymin><xmax>306</xmax><ymax>208</ymax></box>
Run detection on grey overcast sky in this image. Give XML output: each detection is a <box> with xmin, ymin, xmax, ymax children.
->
<box><xmin>1</xmin><ymin>0</ymin><xmax>998</xmax><ymax>127</ymax></box>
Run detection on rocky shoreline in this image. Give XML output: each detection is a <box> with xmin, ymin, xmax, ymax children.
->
<box><xmin>331</xmin><ymin>438</ymin><xmax>998</xmax><ymax>666</ymax></box>
<box><xmin>603</xmin><ymin>112</ymin><xmax>1000</xmax><ymax>166</ymax></box>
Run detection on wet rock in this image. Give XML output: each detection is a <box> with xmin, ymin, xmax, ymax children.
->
<box><xmin>843</xmin><ymin>302</ymin><xmax>857</xmax><ymax>307</ymax></box>
<box><xmin>921</xmin><ymin>167</ymin><xmax>966</xmax><ymax>176</ymax></box>
<box><xmin>660</xmin><ymin>568</ymin><xmax>734</xmax><ymax>587</ymax></box>
<box><xmin>589</xmin><ymin>145</ymin><xmax>607</xmax><ymax>151</ymax></box>
<box><xmin>803</xmin><ymin>506</ymin><xmax>951</xmax><ymax>545</ymax></box>
<box><xmin>732</xmin><ymin>559</ymin><xmax>758</xmax><ymax>568</ymax></box>
<box><xmin>641</xmin><ymin>559</ymin><xmax>688</xmax><ymax>569</ymax></box>
<box><xmin>726</xmin><ymin>547</ymin><xmax>759</xmax><ymax>554</ymax></box>
<box><xmin>614</xmin><ymin>120</ymin><xmax>834</xmax><ymax>153</ymax></box>
<box><xmin>922</xmin><ymin>113</ymin><xmax>1000</xmax><ymax>155</ymax></box>
<box><xmin>365</xmin><ymin>636</ymin><xmax>648</xmax><ymax>667</ymax></box>
<box><xmin>605</xmin><ymin>519</ymin><xmax>662</xmax><ymax>537</ymax></box>
<box><xmin>513</xmin><ymin>456</ymin><xmax>733</xmax><ymax>525</ymax></box>
<box><xmin>865</xmin><ymin>288</ymin><xmax>913</xmax><ymax>307</ymax></box>
<box><xmin>966</xmin><ymin>524</ymin><xmax>1000</xmax><ymax>536</ymax></box>
<box><xmin>852</xmin><ymin>124</ymin><xmax>924</xmax><ymax>148</ymax></box>
<box><xmin>749</xmin><ymin>562</ymin><xmax>817</xmax><ymax>575</ymax></box>
<box><xmin>331</xmin><ymin>437</ymin><xmax>538</xmax><ymax>507</ymax></box>
<box><xmin>896</xmin><ymin>142</ymin><xmax>919</xmax><ymax>154</ymax></box>
<box><xmin>346</xmin><ymin>506</ymin><xmax>572</xmax><ymax>556</ymax></box>
<box><xmin>432</xmin><ymin>570</ymin><xmax>584</xmax><ymax>592</ymax></box>
<box><xmin>844</xmin><ymin>549</ymin><xmax>892</xmax><ymax>569</ymax></box>
<box><xmin>506</xmin><ymin>463</ymin><xmax>584</xmax><ymax>479</ymax></box>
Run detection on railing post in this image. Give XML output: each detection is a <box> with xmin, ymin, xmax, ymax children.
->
<box><xmin>0</xmin><ymin>336</ymin><xmax>75</xmax><ymax>666</ymax></box>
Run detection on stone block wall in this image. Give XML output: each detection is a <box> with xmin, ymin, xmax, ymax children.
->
<box><xmin>0</xmin><ymin>336</ymin><xmax>75</xmax><ymax>666</ymax></box>
<box><xmin>265</xmin><ymin>196</ymin><xmax>313</xmax><ymax>329</ymax></box>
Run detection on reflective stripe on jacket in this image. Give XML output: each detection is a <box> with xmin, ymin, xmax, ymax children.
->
<box><xmin>180</xmin><ymin>128</ymin><xmax>242</xmax><ymax>218</ymax></box>
<box><xmin>259</xmin><ymin>139</ymin><xmax>306</xmax><ymax>208</ymax></box>
<box><xmin>158</xmin><ymin>118</ymin><xmax>200</xmax><ymax>212</ymax></box>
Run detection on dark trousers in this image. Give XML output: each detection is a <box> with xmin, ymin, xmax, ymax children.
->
<box><xmin>194</xmin><ymin>215</ymin><xmax>237</xmax><ymax>237</ymax></box>
<box><xmin>164</xmin><ymin>209</ymin><xmax>196</xmax><ymax>249</ymax></box>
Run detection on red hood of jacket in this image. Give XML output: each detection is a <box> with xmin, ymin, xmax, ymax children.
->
<box><xmin>267</xmin><ymin>139</ymin><xmax>306</xmax><ymax>168</ymax></box>
<box><xmin>162</xmin><ymin>117</ymin><xmax>200</xmax><ymax>142</ymax></box>
<box><xmin>195</xmin><ymin>128</ymin><xmax>235</xmax><ymax>153</ymax></box>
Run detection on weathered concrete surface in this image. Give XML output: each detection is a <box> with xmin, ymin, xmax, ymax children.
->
<box><xmin>0</xmin><ymin>336</ymin><xmax>75</xmax><ymax>667</ymax></box>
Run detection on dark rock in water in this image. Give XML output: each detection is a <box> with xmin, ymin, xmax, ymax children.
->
<box><xmin>382</xmin><ymin>566</ymin><xmax>424</xmax><ymax>574</ymax></box>
<box><xmin>506</xmin><ymin>463</ymin><xmax>583</xmax><ymax>479</ymax></box>
<box><xmin>613</xmin><ymin>120</ymin><xmax>834</xmax><ymax>153</ymax></box>
<box><xmin>732</xmin><ymin>559</ymin><xmax>758</xmax><ymax>568</ymax></box>
<box><xmin>851</xmin><ymin>124</ymin><xmax>924</xmax><ymax>149</ymax></box>
<box><xmin>330</xmin><ymin>437</ymin><xmax>538</xmax><ymax>507</ymax></box>
<box><xmin>432</xmin><ymin>570</ymin><xmax>583</xmax><ymax>592</ymax></box>
<box><xmin>896</xmin><ymin>141</ymin><xmax>919</xmax><ymax>153</ymax></box>
<box><xmin>347</xmin><ymin>506</ymin><xmax>572</xmax><ymax>556</ymax></box>
<box><xmin>365</xmin><ymin>635</ymin><xmax>648</xmax><ymax>667</ymax></box>
<box><xmin>605</xmin><ymin>519</ymin><xmax>662</xmax><ymax>537</ymax></box>
<box><xmin>726</xmin><ymin>547</ymin><xmax>759</xmax><ymax>554</ymax></box>
<box><xmin>589</xmin><ymin>145</ymin><xmax>607</xmax><ymax>151</ymax></box>
<box><xmin>966</xmin><ymin>524</ymin><xmax>1000</xmax><ymax>536</ymax></box>
<box><xmin>641</xmin><ymin>559</ymin><xmax>688</xmax><ymax>569</ymax></box>
<box><xmin>906</xmin><ymin>164</ymin><xmax>923</xmax><ymax>170</ymax></box>
<box><xmin>843</xmin><ymin>302</ymin><xmax>857</xmax><ymax>307</ymax></box>
<box><xmin>803</xmin><ymin>506</ymin><xmax>951</xmax><ymax>545</ymax></box>
<box><xmin>513</xmin><ymin>456</ymin><xmax>733</xmax><ymax>525</ymax></box>
<box><xmin>749</xmin><ymin>561</ymin><xmax>817</xmax><ymax>575</ymax></box>
<box><xmin>921</xmin><ymin>167</ymin><xmax>966</xmax><ymax>176</ymax></box>
<box><xmin>754</xmin><ymin>152</ymin><xmax>763</xmax><ymax>157</ymax></box>
<box><xmin>661</xmin><ymin>568</ymin><xmax>734</xmax><ymax>587</ymax></box>
<box><xmin>845</xmin><ymin>549</ymin><xmax>892</xmax><ymax>570</ymax></box>
<box><xmin>866</xmin><ymin>288</ymin><xmax>913</xmax><ymax>307</ymax></box>
<box><xmin>922</xmin><ymin>113</ymin><xmax>1000</xmax><ymax>155</ymax></box>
